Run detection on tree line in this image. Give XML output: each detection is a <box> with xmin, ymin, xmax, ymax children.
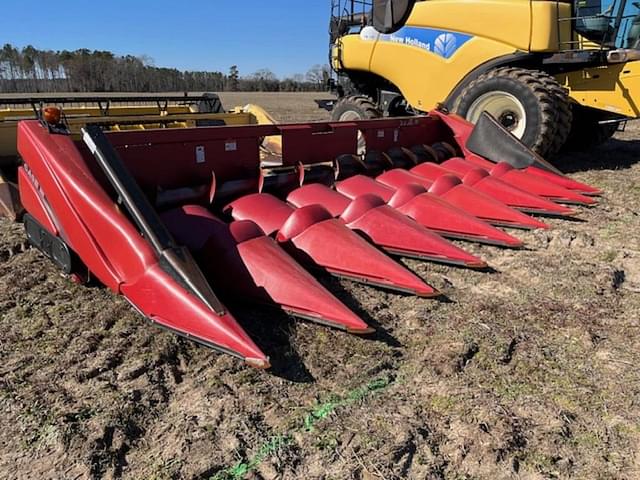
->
<box><xmin>0</xmin><ymin>44</ymin><xmax>331</xmax><ymax>93</ymax></box>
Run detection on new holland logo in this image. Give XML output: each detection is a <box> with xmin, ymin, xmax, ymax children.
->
<box><xmin>360</xmin><ymin>26</ymin><xmax>472</xmax><ymax>60</ymax></box>
<box><xmin>434</xmin><ymin>33</ymin><xmax>457</xmax><ymax>58</ymax></box>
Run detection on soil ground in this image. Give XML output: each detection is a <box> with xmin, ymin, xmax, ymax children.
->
<box><xmin>1</xmin><ymin>92</ymin><xmax>639</xmax><ymax>479</ymax></box>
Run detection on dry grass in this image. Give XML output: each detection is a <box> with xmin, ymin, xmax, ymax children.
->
<box><xmin>219</xmin><ymin>92</ymin><xmax>332</xmax><ymax>123</ymax></box>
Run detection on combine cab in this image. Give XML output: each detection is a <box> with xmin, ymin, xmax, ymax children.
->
<box><xmin>12</xmin><ymin>99</ymin><xmax>601</xmax><ymax>368</ymax></box>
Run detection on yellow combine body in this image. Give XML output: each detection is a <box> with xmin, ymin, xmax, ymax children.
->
<box><xmin>558</xmin><ymin>61</ymin><xmax>640</xmax><ymax>117</ymax></box>
<box><xmin>336</xmin><ymin>1</ymin><xmax>572</xmax><ymax>110</ymax></box>
<box><xmin>330</xmin><ymin>0</ymin><xmax>640</xmax><ymax>155</ymax></box>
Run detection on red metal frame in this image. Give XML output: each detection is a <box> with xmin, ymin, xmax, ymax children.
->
<box><xmin>15</xmin><ymin>110</ymin><xmax>602</xmax><ymax>368</ymax></box>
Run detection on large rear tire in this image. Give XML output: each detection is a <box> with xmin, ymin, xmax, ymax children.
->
<box><xmin>453</xmin><ymin>67</ymin><xmax>570</xmax><ymax>157</ymax></box>
<box><xmin>331</xmin><ymin>95</ymin><xmax>382</xmax><ymax>153</ymax></box>
<box><xmin>532</xmin><ymin>71</ymin><xmax>573</xmax><ymax>156</ymax></box>
<box><xmin>331</xmin><ymin>95</ymin><xmax>382</xmax><ymax>122</ymax></box>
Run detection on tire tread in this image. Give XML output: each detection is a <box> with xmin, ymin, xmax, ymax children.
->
<box><xmin>454</xmin><ymin>67</ymin><xmax>571</xmax><ymax>157</ymax></box>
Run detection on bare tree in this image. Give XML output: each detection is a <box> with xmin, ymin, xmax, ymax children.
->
<box><xmin>306</xmin><ymin>64</ymin><xmax>331</xmax><ymax>86</ymax></box>
<box><xmin>0</xmin><ymin>44</ymin><xmax>328</xmax><ymax>94</ymax></box>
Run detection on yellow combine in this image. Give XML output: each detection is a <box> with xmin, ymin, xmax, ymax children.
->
<box><xmin>329</xmin><ymin>0</ymin><xmax>640</xmax><ymax>155</ymax></box>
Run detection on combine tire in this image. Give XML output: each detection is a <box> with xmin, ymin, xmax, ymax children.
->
<box><xmin>331</xmin><ymin>95</ymin><xmax>382</xmax><ymax>122</ymax></box>
<box><xmin>532</xmin><ymin>72</ymin><xmax>573</xmax><ymax>156</ymax></box>
<box><xmin>332</xmin><ymin>96</ymin><xmax>382</xmax><ymax>153</ymax></box>
<box><xmin>563</xmin><ymin>105</ymin><xmax>619</xmax><ymax>151</ymax></box>
<box><xmin>454</xmin><ymin>67</ymin><xmax>570</xmax><ymax>157</ymax></box>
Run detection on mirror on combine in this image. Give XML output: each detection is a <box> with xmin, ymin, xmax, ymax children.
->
<box><xmin>372</xmin><ymin>0</ymin><xmax>416</xmax><ymax>34</ymax></box>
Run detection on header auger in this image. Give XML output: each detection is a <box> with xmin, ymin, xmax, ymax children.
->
<box><xmin>12</xmin><ymin>95</ymin><xmax>601</xmax><ymax>367</ymax></box>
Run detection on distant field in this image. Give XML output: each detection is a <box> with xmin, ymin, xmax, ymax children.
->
<box><xmin>219</xmin><ymin>92</ymin><xmax>332</xmax><ymax>122</ymax></box>
<box><xmin>0</xmin><ymin>93</ymin><xmax>639</xmax><ymax>479</ymax></box>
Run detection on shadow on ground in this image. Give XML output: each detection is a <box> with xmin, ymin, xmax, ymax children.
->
<box><xmin>557</xmin><ymin>137</ymin><xmax>640</xmax><ymax>173</ymax></box>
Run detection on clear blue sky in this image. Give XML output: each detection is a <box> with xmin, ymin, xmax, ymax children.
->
<box><xmin>2</xmin><ymin>0</ymin><xmax>331</xmax><ymax>78</ymax></box>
